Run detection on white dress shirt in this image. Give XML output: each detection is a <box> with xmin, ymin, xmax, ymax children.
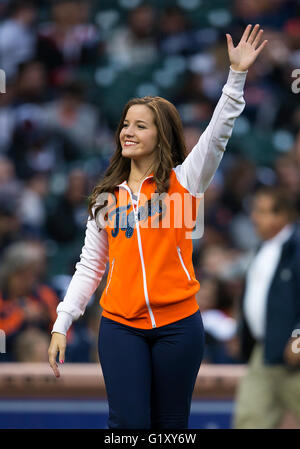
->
<box><xmin>243</xmin><ymin>224</ymin><xmax>294</xmax><ymax>340</ymax></box>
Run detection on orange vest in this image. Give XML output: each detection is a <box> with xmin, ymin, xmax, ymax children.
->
<box><xmin>99</xmin><ymin>169</ymin><xmax>201</xmax><ymax>329</ymax></box>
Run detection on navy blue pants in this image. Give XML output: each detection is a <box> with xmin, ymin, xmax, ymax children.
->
<box><xmin>98</xmin><ymin>310</ymin><xmax>205</xmax><ymax>429</ymax></box>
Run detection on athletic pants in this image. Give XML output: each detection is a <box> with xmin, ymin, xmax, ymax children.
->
<box><xmin>98</xmin><ymin>310</ymin><xmax>205</xmax><ymax>429</ymax></box>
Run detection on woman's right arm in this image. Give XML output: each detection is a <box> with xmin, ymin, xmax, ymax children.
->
<box><xmin>48</xmin><ymin>215</ymin><xmax>109</xmax><ymax>377</ymax></box>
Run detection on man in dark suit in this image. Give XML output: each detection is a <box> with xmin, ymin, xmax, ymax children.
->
<box><xmin>233</xmin><ymin>186</ymin><xmax>300</xmax><ymax>429</ymax></box>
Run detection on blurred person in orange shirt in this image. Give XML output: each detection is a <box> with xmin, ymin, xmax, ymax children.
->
<box><xmin>0</xmin><ymin>241</ymin><xmax>58</xmax><ymax>362</ymax></box>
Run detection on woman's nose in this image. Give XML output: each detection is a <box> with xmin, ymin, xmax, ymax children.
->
<box><xmin>125</xmin><ymin>127</ymin><xmax>134</xmax><ymax>136</ymax></box>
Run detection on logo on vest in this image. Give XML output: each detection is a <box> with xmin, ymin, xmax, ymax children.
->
<box><xmin>109</xmin><ymin>198</ymin><xmax>164</xmax><ymax>238</ymax></box>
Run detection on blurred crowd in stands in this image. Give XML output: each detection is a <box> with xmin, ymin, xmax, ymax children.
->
<box><xmin>0</xmin><ymin>0</ymin><xmax>299</xmax><ymax>364</ymax></box>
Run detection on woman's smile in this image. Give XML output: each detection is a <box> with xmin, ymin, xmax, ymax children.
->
<box><xmin>124</xmin><ymin>140</ymin><xmax>138</xmax><ymax>147</ymax></box>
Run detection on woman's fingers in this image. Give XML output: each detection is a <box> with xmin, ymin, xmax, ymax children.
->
<box><xmin>228</xmin><ymin>25</ymin><xmax>265</xmax><ymax>50</ymax></box>
<box><xmin>247</xmin><ymin>24</ymin><xmax>260</xmax><ymax>44</ymax></box>
<box><xmin>252</xmin><ymin>29</ymin><xmax>264</xmax><ymax>48</ymax></box>
<box><xmin>240</xmin><ymin>24</ymin><xmax>252</xmax><ymax>43</ymax></box>
<box><xmin>226</xmin><ymin>33</ymin><xmax>234</xmax><ymax>51</ymax></box>
<box><xmin>59</xmin><ymin>346</ymin><xmax>66</xmax><ymax>364</ymax></box>
<box><xmin>48</xmin><ymin>349</ymin><xmax>60</xmax><ymax>378</ymax></box>
<box><xmin>255</xmin><ymin>39</ymin><xmax>268</xmax><ymax>55</ymax></box>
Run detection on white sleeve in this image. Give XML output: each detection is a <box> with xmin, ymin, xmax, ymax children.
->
<box><xmin>173</xmin><ymin>66</ymin><xmax>248</xmax><ymax>196</ymax></box>
<box><xmin>51</xmin><ymin>216</ymin><xmax>109</xmax><ymax>336</ymax></box>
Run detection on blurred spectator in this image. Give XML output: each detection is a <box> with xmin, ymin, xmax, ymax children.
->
<box><xmin>234</xmin><ymin>0</ymin><xmax>297</xmax><ymax>29</ymax></box>
<box><xmin>158</xmin><ymin>6</ymin><xmax>198</xmax><ymax>57</ymax></box>
<box><xmin>13</xmin><ymin>327</ymin><xmax>49</xmax><ymax>362</ymax></box>
<box><xmin>5</xmin><ymin>59</ymin><xmax>81</xmax><ymax>178</ymax></box>
<box><xmin>68</xmin><ymin>0</ymin><xmax>102</xmax><ymax>65</ymax></box>
<box><xmin>242</xmin><ymin>60</ymin><xmax>277</xmax><ymax>126</ymax></box>
<box><xmin>42</xmin><ymin>80</ymin><xmax>103</xmax><ymax>152</ymax></box>
<box><xmin>8</xmin><ymin>107</ymin><xmax>80</xmax><ymax>180</ymax></box>
<box><xmin>37</xmin><ymin>0</ymin><xmax>101</xmax><ymax>85</ymax></box>
<box><xmin>46</xmin><ymin>168</ymin><xmax>89</xmax><ymax>243</ymax></box>
<box><xmin>64</xmin><ymin>320</ymin><xmax>96</xmax><ymax>363</ymax></box>
<box><xmin>106</xmin><ymin>3</ymin><xmax>158</xmax><ymax>69</ymax></box>
<box><xmin>208</xmin><ymin>157</ymin><xmax>259</xmax><ymax>250</ymax></box>
<box><xmin>175</xmin><ymin>72</ymin><xmax>215</xmax><ymax>123</ymax></box>
<box><xmin>198</xmin><ymin>176</ymin><xmax>227</xmax><ymax>250</ymax></box>
<box><xmin>19</xmin><ymin>172</ymin><xmax>49</xmax><ymax>236</ymax></box>
<box><xmin>196</xmin><ymin>276</ymin><xmax>239</xmax><ymax>364</ymax></box>
<box><xmin>294</xmin><ymin>130</ymin><xmax>300</xmax><ymax>169</ymax></box>
<box><xmin>274</xmin><ymin>154</ymin><xmax>300</xmax><ymax>210</ymax></box>
<box><xmin>198</xmin><ymin>244</ymin><xmax>243</xmax><ymax>279</ymax></box>
<box><xmin>86</xmin><ymin>304</ymin><xmax>102</xmax><ymax>363</ymax></box>
<box><xmin>0</xmin><ymin>156</ymin><xmax>22</xmax><ymax>199</ymax></box>
<box><xmin>233</xmin><ymin>186</ymin><xmax>300</xmax><ymax>428</ymax></box>
<box><xmin>183</xmin><ymin>125</ymin><xmax>202</xmax><ymax>153</ymax></box>
<box><xmin>221</xmin><ymin>158</ymin><xmax>257</xmax><ymax>217</ymax></box>
<box><xmin>13</xmin><ymin>60</ymin><xmax>48</xmax><ymax>105</ymax></box>
<box><xmin>25</xmin><ymin>239</ymin><xmax>48</xmax><ymax>283</ymax></box>
<box><xmin>0</xmin><ymin>81</ymin><xmax>16</xmax><ymax>153</ymax></box>
<box><xmin>0</xmin><ymin>0</ymin><xmax>37</xmax><ymax>80</ymax></box>
<box><xmin>0</xmin><ymin>194</ymin><xmax>22</xmax><ymax>257</ymax></box>
<box><xmin>0</xmin><ymin>241</ymin><xmax>58</xmax><ymax>361</ymax></box>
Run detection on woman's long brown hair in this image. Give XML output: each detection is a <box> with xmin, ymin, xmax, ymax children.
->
<box><xmin>88</xmin><ymin>96</ymin><xmax>189</xmax><ymax>228</ymax></box>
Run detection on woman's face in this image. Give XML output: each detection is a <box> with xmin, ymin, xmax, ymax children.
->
<box><xmin>119</xmin><ymin>105</ymin><xmax>158</xmax><ymax>161</ymax></box>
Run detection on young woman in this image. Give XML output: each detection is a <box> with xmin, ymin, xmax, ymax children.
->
<box><xmin>48</xmin><ymin>25</ymin><xmax>267</xmax><ymax>429</ymax></box>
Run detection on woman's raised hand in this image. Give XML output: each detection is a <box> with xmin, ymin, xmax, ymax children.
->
<box><xmin>226</xmin><ymin>24</ymin><xmax>268</xmax><ymax>72</ymax></box>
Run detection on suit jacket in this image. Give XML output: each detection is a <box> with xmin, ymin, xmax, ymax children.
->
<box><xmin>238</xmin><ymin>223</ymin><xmax>300</xmax><ymax>364</ymax></box>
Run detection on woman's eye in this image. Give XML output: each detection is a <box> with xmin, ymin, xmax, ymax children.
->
<box><xmin>122</xmin><ymin>123</ymin><xmax>145</xmax><ymax>129</ymax></box>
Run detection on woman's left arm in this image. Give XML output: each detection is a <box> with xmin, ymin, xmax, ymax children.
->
<box><xmin>174</xmin><ymin>24</ymin><xmax>268</xmax><ymax>196</ymax></box>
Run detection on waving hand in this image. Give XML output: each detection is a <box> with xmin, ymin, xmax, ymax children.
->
<box><xmin>226</xmin><ymin>24</ymin><xmax>268</xmax><ymax>71</ymax></box>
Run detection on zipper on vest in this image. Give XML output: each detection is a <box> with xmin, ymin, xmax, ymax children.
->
<box><xmin>177</xmin><ymin>246</ymin><xmax>191</xmax><ymax>281</ymax></box>
<box><xmin>135</xmin><ymin>210</ymin><xmax>157</xmax><ymax>328</ymax></box>
<box><xmin>123</xmin><ymin>178</ymin><xmax>157</xmax><ymax>328</ymax></box>
<box><xmin>105</xmin><ymin>258</ymin><xmax>115</xmax><ymax>294</ymax></box>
